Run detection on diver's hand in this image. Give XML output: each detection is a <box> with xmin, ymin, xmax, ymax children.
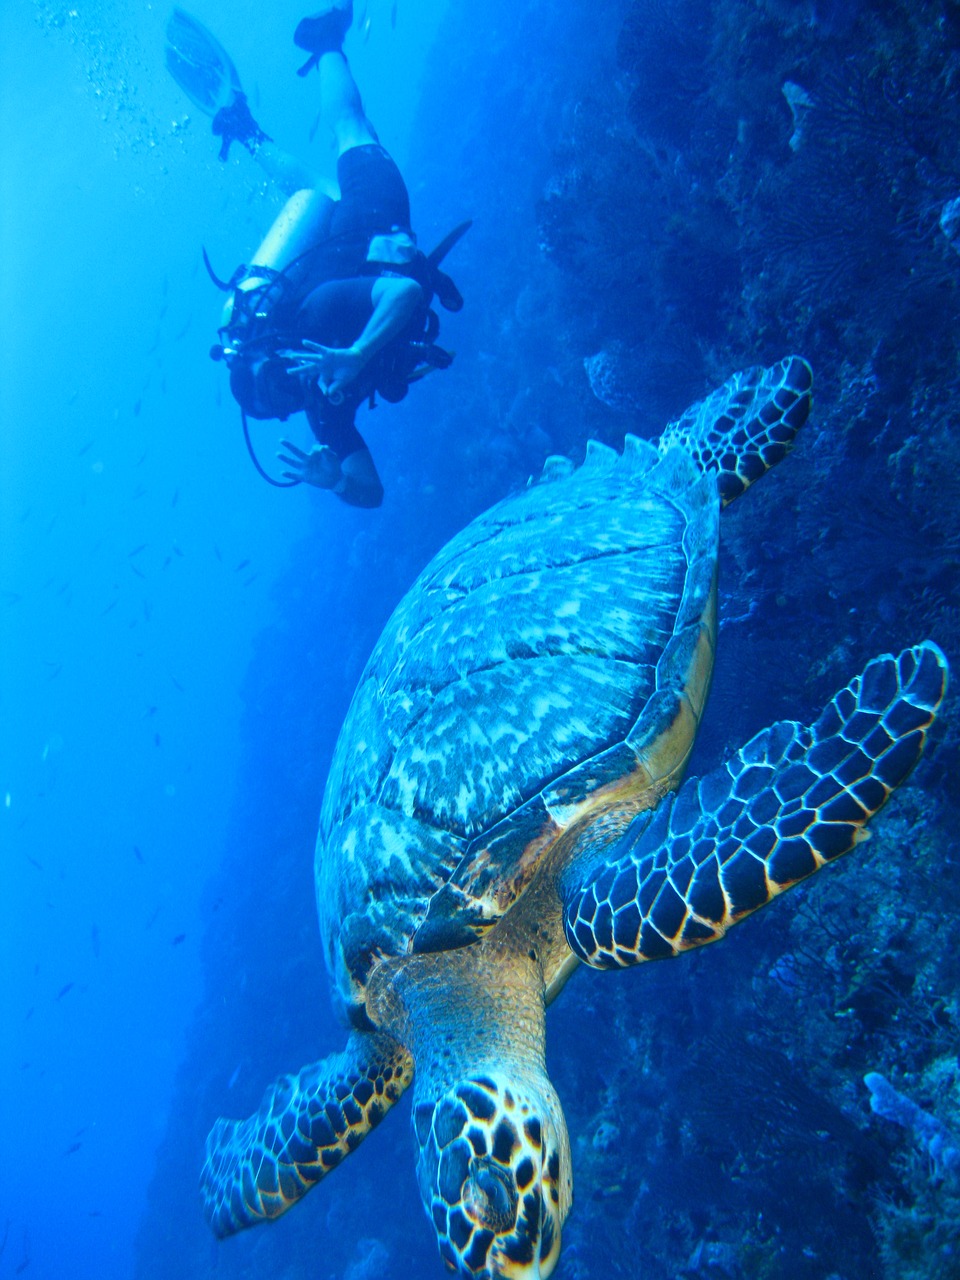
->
<box><xmin>277</xmin><ymin>440</ymin><xmax>342</xmax><ymax>490</ymax></box>
<box><xmin>278</xmin><ymin>339</ymin><xmax>366</xmax><ymax>400</ymax></box>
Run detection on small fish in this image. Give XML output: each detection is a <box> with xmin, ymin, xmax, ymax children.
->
<box><xmin>24</xmin><ymin>1007</ymin><xmax>34</xmax><ymax>1022</ymax></box>
<box><xmin>144</xmin><ymin>906</ymin><xmax>161</xmax><ymax>930</ymax></box>
<box><xmin>131</xmin><ymin>565</ymin><xmax>146</xmax><ymax>580</ymax></box>
<box><xmin>133</xmin><ymin>845</ymin><xmax>144</xmax><ymax>863</ymax></box>
<box><xmin>154</xmin><ymin>733</ymin><xmax>161</xmax><ymax>748</ymax></box>
<box><xmin>227</xmin><ymin>1062</ymin><xmax>242</xmax><ymax>1089</ymax></box>
<box><xmin>143</xmin><ymin>706</ymin><xmax>158</xmax><ymax>719</ymax></box>
<box><xmin>128</xmin><ymin>544</ymin><xmax>148</xmax><ymax>558</ymax></box>
<box><xmin>77</xmin><ymin>440</ymin><xmax>95</xmax><ymax>457</ymax></box>
<box><xmin>391</xmin><ymin>0</ymin><xmax>397</xmax><ymax>28</ymax></box>
<box><xmin>26</xmin><ymin>856</ymin><xmax>43</xmax><ymax>872</ymax></box>
<box><xmin>100</xmin><ymin>598</ymin><xmax>119</xmax><ymax>616</ymax></box>
<box><xmin>170</xmin><ymin>675</ymin><xmax>185</xmax><ymax>693</ymax></box>
<box><xmin>133</xmin><ymin>400</ymin><xmax>142</xmax><ymax>417</ymax></box>
<box><xmin>171</xmin><ymin>488</ymin><xmax>180</xmax><ymax>507</ymax></box>
<box><xmin>55</xmin><ymin>982</ymin><xmax>74</xmax><ymax>1001</ymax></box>
<box><xmin>235</xmin><ymin>558</ymin><xmax>251</xmax><ymax>572</ymax></box>
<box><xmin>64</xmin><ymin>1142</ymin><xmax>81</xmax><ymax>1156</ymax></box>
<box><xmin>171</xmin><ymin>933</ymin><xmax>186</xmax><ymax>946</ymax></box>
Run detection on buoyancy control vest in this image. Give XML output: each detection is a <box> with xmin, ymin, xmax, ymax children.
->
<box><xmin>208</xmin><ymin>220</ymin><xmax>471</xmax><ymax>424</ymax></box>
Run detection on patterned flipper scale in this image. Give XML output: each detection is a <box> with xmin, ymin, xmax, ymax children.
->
<box><xmin>658</xmin><ymin>355</ymin><xmax>813</xmax><ymax>506</ymax></box>
<box><xmin>201</xmin><ymin>1031</ymin><xmax>413</xmax><ymax>1236</ymax></box>
<box><xmin>563</xmin><ymin>643</ymin><xmax>947</xmax><ymax>968</ymax></box>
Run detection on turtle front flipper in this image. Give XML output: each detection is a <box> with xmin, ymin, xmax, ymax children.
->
<box><xmin>562</xmin><ymin>643</ymin><xmax>947</xmax><ymax>968</ymax></box>
<box><xmin>658</xmin><ymin>355</ymin><xmax>813</xmax><ymax>505</ymax></box>
<box><xmin>201</xmin><ymin>1030</ymin><xmax>413</xmax><ymax>1237</ymax></box>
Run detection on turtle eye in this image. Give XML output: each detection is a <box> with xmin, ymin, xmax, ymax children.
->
<box><xmin>464</xmin><ymin>1156</ymin><xmax>517</xmax><ymax>1231</ymax></box>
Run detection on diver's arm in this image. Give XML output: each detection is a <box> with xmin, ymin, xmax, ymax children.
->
<box><xmin>277</xmin><ymin>441</ymin><xmax>384</xmax><ymax>508</ymax></box>
<box><xmin>280</xmin><ymin>276</ymin><xmax>423</xmax><ymax>397</ymax></box>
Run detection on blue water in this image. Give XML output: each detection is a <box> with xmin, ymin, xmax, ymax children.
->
<box><xmin>1</xmin><ymin>3</ymin><xmax>448</xmax><ymax>1275</ymax></box>
<box><xmin>5</xmin><ymin>2</ymin><xmax>960</xmax><ymax>1279</ymax></box>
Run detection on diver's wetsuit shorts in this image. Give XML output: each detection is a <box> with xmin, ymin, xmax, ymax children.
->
<box><xmin>309</xmin><ymin>144</ymin><xmax>413</xmax><ymax>279</ymax></box>
<box><xmin>331</xmin><ymin>143</ymin><xmax>412</xmax><ymax>241</ymax></box>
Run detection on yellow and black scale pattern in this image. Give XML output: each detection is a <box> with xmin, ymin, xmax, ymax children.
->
<box><xmin>562</xmin><ymin>644</ymin><xmax>947</xmax><ymax>967</ymax></box>
<box><xmin>413</xmin><ymin>1073</ymin><xmax>567</xmax><ymax>1279</ymax></box>
<box><xmin>201</xmin><ymin>1030</ymin><xmax>413</xmax><ymax>1236</ymax></box>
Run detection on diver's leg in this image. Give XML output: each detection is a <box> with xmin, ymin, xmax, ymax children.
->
<box><xmin>294</xmin><ymin>4</ymin><xmax>377</xmax><ymax>152</ymax></box>
<box><xmin>252</xmin><ymin>143</ymin><xmax>331</xmax><ymax>198</ymax></box>
<box><xmin>317</xmin><ymin>50</ymin><xmax>378</xmax><ymax>154</ymax></box>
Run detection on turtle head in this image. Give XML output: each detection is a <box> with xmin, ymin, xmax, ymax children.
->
<box><xmin>413</xmin><ymin>1071</ymin><xmax>571</xmax><ymax>1279</ymax></box>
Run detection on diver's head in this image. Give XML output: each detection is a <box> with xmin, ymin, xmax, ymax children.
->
<box><xmin>228</xmin><ymin>353</ymin><xmax>304</xmax><ymax>421</ymax></box>
<box><xmin>413</xmin><ymin>1071</ymin><xmax>571</xmax><ymax>1279</ymax></box>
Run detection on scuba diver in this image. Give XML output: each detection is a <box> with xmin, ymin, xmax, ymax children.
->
<box><xmin>165</xmin><ymin>4</ymin><xmax>468</xmax><ymax>507</ymax></box>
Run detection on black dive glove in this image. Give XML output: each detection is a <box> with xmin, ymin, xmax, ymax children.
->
<box><xmin>211</xmin><ymin>92</ymin><xmax>271</xmax><ymax>161</ymax></box>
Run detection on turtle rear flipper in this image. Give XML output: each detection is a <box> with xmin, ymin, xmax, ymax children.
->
<box><xmin>563</xmin><ymin>642</ymin><xmax>948</xmax><ymax>968</ymax></box>
<box><xmin>202</xmin><ymin>1031</ymin><xmax>413</xmax><ymax>1237</ymax></box>
<box><xmin>658</xmin><ymin>355</ymin><xmax>813</xmax><ymax>506</ymax></box>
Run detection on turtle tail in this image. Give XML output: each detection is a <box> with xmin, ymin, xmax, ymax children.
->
<box><xmin>562</xmin><ymin>642</ymin><xmax>947</xmax><ymax>968</ymax></box>
<box><xmin>657</xmin><ymin>355</ymin><xmax>813</xmax><ymax>506</ymax></box>
<box><xmin>201</xmin><ymin>1030</ymin><xmax>413</xmax><ymax>1236</ymax></box>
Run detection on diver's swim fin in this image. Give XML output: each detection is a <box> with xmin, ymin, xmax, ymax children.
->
<box><xmin>165</xmin><ymin>7</ymin><xmax>243</xmax><ymax>117</ymax></box>
<box><xmin>165</xmin><ymin>9</ymin><xmax>270</xmax><ymax>159</ymax></box>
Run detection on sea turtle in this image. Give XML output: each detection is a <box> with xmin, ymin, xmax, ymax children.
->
<box><xmin>201</xmin><ymin>356</ymin><xmax>947</xmax><ymax>1279</ymax></box>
